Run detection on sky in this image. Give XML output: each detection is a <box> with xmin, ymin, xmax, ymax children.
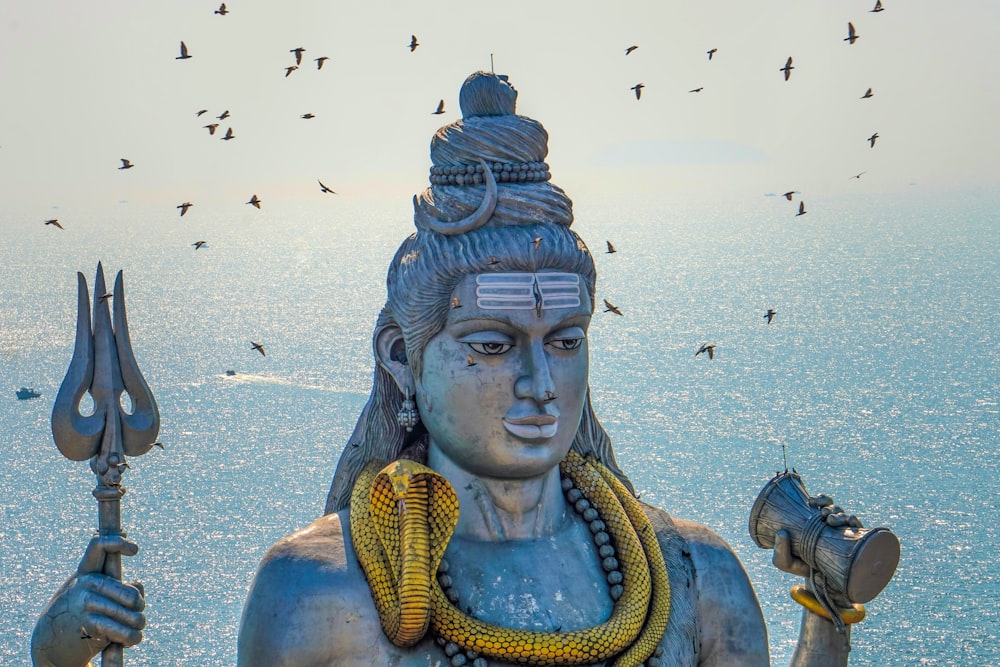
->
<box><xmin>1</xmin><ymin>0</ymin><xmax>999</xmax><ymax>221</ymax></box>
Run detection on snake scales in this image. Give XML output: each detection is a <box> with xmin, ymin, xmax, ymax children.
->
<box><xmin>350</xmin><ymin>451</ymin><xmax>672</xmax><ymax>666</ymax></box>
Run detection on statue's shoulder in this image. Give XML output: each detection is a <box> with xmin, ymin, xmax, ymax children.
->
<box><xmin>641</xmin><ymin>504</ymin><xmax>770</xmax><ymax>666</ymax></box>
<box><xmin>237</xmin><ymin>510</ymin><xmax>383</xmax><ymax>666</ymax></box>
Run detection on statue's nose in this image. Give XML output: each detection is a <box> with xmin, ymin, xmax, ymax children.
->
<box><xmin>514</xmin><ymin>341</ymin><xmax>555</xmax><ymax>404</ymax></box>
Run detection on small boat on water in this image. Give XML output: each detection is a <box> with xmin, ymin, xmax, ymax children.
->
<box><xmin>16</xmin><ymin>387</ymin><xmax>42</xmax><ymax>400</ymax></box>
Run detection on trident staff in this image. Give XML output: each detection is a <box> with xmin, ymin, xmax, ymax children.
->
<box><xmin>50</xmin><ymin>263</ymin><xmax>159</xmax><ymax>667</ymax></box>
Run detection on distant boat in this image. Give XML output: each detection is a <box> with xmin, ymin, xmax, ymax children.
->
<box><xmin>225</xmin><ymin>370</ymin><xmax>237</xmax><ymax>376</ymax></box>
<box><xmin>16</xmin><ymin>387</ymin><xmax>41</xmax><ymax>400</ymax></box>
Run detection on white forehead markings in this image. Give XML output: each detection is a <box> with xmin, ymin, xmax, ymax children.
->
<box><xmin>475</xmin><ymin>273</ymin><xmax>581</xmax><ymax>310</ymax></box>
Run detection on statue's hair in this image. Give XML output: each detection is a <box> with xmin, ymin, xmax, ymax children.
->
<box><xmin>325</xmin><ymin>73</ymin><xmax>633</xmax><ymax>514</ymax></box>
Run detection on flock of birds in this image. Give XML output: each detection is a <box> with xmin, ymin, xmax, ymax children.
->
<box><xmin>34</xmin><ymin>1</ymin><xmax>890</xmax><ymax>366</ymax></box>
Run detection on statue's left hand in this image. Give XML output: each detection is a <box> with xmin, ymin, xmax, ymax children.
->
<box><xmin>31</xmin><ymin>535</ymin><xmax>146</xmax><ymax>667</ymax></box>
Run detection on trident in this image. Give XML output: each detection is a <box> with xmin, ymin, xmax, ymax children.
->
<box><xmin>51</xmin><ymin>263</ymin><xmax>159</xmax><ymax>667</ymax></box>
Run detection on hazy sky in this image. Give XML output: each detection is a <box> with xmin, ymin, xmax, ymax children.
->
<box><xmin>1</xmin><ymin>0</ymin><xmax>998</xmax><ymax>219</ymax></box>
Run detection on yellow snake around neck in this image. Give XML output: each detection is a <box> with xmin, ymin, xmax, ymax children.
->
<box><xmin>350</xmin><ymin>450</ymin><xmax>672</xmax><ymax>666</ymax></box>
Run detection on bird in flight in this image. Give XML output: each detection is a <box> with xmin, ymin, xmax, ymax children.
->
<box><xmin>315</xmin><ymin>56</ymin><xmax>329</xmax><ymax>70</ymax></box>
<box><xmin>466</xmin><ymin>354</ymin><xmax>477</xmax><ymax>367</ymax></box>
<box><xmin>603</xmin><ymin>299</ymin><xmax>623</xmax><ymax>316</ymax></box>
<box><xmin>196</xmin><ymin>109</ymin><xmax>209</xmax><ymax>117</ymax></box>
<box><xmin>300</xmin><ymin>113</ymin><xmax>316</xmax><ymax>119</ymax></box>
<box><xmin>707</xmin><ymin>48</ymin><xmax>718</xmax><ymax>60</ymax></box>
<box><xmin>533</xmin><ymin>237</ymin><xmax>542</xmax><ymax>250</ymax></box>
<box><xmin>44</xmin><ymin>219</ymin><xmax>63</xmax><ymax>229</ymax></box>
<box><xmin>780</xmin><ymin>57</ymin><xmax>794</xmax><ymax>80</ymax></box>
<box><xmin>251</xmin><ymin>341</ymin><xmax>266</xmax><ymax>357</ymax></box>
<box><xmin>625</xmin><ymin>45</ymin><xmax>638</xmax><ymax>55</ymax></box>
<box><xmin>871</xmin><ymin>0</ymin><xmax>884</xmax><ymax>12</ymax></box>
<box><xmin>221</xmin><ymin>127</ymin><xmax>235</xmax><ymax>141</ymax></box>
<box><xmin>689</xmin><ymin>87</ymin><xmax>704</xmax><ymax>93</ymax></box>
<box><xmin>204</xmin><ymin>123</ymin><xmax>219</xmax><ymax>135</ymax></box>
<box><xmin>119</xmin><ymin>158</ymin><xmax>134</xmax><ymax>170</ymax></box>
<box><xmin>764</xmin><ymin>309</ymin><xmax>777</xmax><ymax>324</ymax></box>
<box><xmin>783</xmin><ymin>191</ymin><xmax>796</xmax><ymax>201</ymax></box>
<box><xmin>451</xmin><ymin>296</ymin><xmax>462</xmax><ymax>309</ymax></box>
<box><xmin>631</xmin><ymin>83</ymin><xmax>644</xmax><ymax>99</ymax></box>
<box><xmin>849</xmin><ymin>171</ymin><xmax>867</xmax><ymax>180</ymax></box>
<box><xmin>432</xmin><ymin>99</ymin><xmax>446</xmax><ymax>115</ymax></box>
<box><xmin>318</xmin><ymin>180</ymin><xmax>337</xmax><ymax>194</ymax></box>
<box><xmin>151</xmin><ymin>441</ymin><xmax>165</xmax><ymax>449</ymax></box>
<box><xmin>861</xmin><ymin>87</ymin><xmax>873</xmax><ymax>99</ymax></box>
<box><xmin>177</xmin><ymin>202</ymin><xmax>193</xmax><ymax>216</ymax></box>
<box><xmin>192</xmin><ymin>240</ymin><xmax>207</xmax><ymax>250</ymax></box>
<box><xmin>695</xmin><ymin>343</ymin><xmax>716</xmax><ymax>359</ymax></box>
<box><xmin>247</xmin><ymin>194</ymin><xmax>261</xmax><ymax>209</ymax></box>
<box><xmin>409</xmin><ymin>35</ymin><xmax>419</xmax><ymax>52</ymax></box>
<box><xmin>290</xmin><ymin>48</ymin><xmax>305</xmax><ymax>65</ymax></box>
<box><xmin>214</xmin><ymin>3</ymin><xmax>228</xmax><ymax>15</ymax></box>
<box><xmin>284</xmin><ymin>65</ymin><xmax>298</xmax><ymax>77</ymax></box>
<box><xmin>80</xmin><ymin>627</ymin><xmax>94</xmax><ymax>640</ymax></box>
<box><xmin>606</xmin><ymin>241</ymin><xmax>616</xmax><ymax>254</ymax></box>
<box><xmin>868</xmin><ymin>132</ymin><xmax>879</xmax><ymax>148</ymax></box>
<box><xmin>844</xmin><ymin>22</ymin><xmax>859</xmax><ymax>45</ymax></box>
<box><xmin>796</xmin><ymin>201</ymin><xmax>807</xmax><ymax>216</ymax></box>
<box><xmin>217</xmin><ymin>110</ymin><xmax>231</xmax><ymax>120</ymax></box>
<box><xmin>176</xmin><ymin>41</ymin><xmax>192</xmax><ymax>60</ymax></box>
<box><xmin>487</xmin><ymin>256</ymin><xmax>501</xmax><ymax>266</ymax></box>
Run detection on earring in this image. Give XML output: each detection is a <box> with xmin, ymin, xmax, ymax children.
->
<box><xmin>396</xmin><ymin>385</ymin><xmax>420</xmax><ymax>432</ymax></box>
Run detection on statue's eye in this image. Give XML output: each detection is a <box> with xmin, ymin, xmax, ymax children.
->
<box><xmin>547</xmin><ymin>338</ymin><xmax>583</xmax><ymax>351</ymax></box>
<box><xmin>467</xmin><ymin>342</ymin><xmax>513</xmax><ymax>356</ymax></box>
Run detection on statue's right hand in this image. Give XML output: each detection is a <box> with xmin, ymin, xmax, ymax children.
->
<box><xmin>31</xmin><ymin>535</ymin><xmax>146</xmax><ymax>667</ymax></box>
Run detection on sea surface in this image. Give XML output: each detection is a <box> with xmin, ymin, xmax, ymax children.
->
<box><xmin>1</xmin><ymin>189</ymin><xmax>997</xmax><ymax>665</ymax></box>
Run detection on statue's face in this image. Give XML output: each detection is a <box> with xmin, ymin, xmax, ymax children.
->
<box><xmin>417</xmin><ymin>272</ymin><xmax>591</xmax><ymax>480</ymax></box>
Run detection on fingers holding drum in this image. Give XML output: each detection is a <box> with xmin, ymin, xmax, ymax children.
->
<box><xmin>771</xmin><ymin>529</ymin><xmax>810</xmax><ymax>578</ymax></box>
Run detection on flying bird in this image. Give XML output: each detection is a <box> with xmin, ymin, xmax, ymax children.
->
<box><xmin>284</xmin><ymin>65</ymin><xmax>298</xmax><ymax>77</ymax></box>
<box><xmin>192</xmin><ymin>240</ymin><xmax>207</xmax><ymax>250</ymax></box>
<box><xmin>176</xmin><ymin>41</ymin><xmax>192</xmax><ymax>60</ymax></box>
<box><xmin>99</xmin><ymin>292</ymin><xmax>113</xmax><ymax>303</ymax></box>
<box><xmin>849</xmin><ymin>171</ymin><xmax>867</xmax><ymax>180</ymax></box>
<box><xmin>603</xmin><ymin>299</ymin><xmax>623</xmax><ymax>316</ymax></box>
<box><xmin>221</xmin><ymin>127</ymin><xmax>235</xmax><ymax>140</ymax></box>
<box><xmin>625</xmin><ymin>45</ymin><xmax>638</xmax><ymax>55</ymax></box>
<box><xmin>451</xmin><ymin>296</ymin><xmax>462</xmax><ymax>309</ymax></box>
<box><xmin>177</xmin><ymin>202</ymin><xmax>193</xmax><ymax>216</ymax></box>
<box><xmin>487</xmin><ymin>256</ymin><xmax>501</xmax><ymax>266</ymax></box>
<box><xmin>80</xmin><ymin>627</ymin><xmax>94</xmax><ymax>640</ymax></box>
<box><xmin>780</xmin><ymin>57</ymin><xmax>794</xmax><ymax>81</ymax></box>
<box><xmin>432</xmin><ymin>99</ymin><xmax>446</xmax><ymax>115</ymax></box>
<box><xmin>868</xmin><ymin>132</ymin><xmax>879</xmax><ymax>148</ymax></box>
<box><xmin>861</xmin><ymin>87</ymin><xmax>873</xmax><ymax>99</ymax></box>
<box><xmin>466</xmin><ymin>354</ymin><xmax>477</xmax><ymax>367</ymax></box>
<box><xmin>300</xmin><ymin>113</ymin><xmax>316</xmax><ymax>119</ymax></box>
<box><xmin>533</xmin><ymin>237</ymin><xmax>542</xmax><ymax>250</ymax></box>
<box><xmin>214</xmin><ymin>3</ymin><xmax>228</xmax><ymax>15</ymax></box>
<box><xmin>217</xmin><ymin>110</ymin><xmax>231</xmax><ymax>120</ymax></box>
<box><xmin>318</xmin><ymin>180</ymin><xmax>337</xmax><ymax>194</ymax></box>
<box><xmin>783</xmin><ymin>191</ymin><xmax>796</xmax><ymax>201</ymax></box>
<box><xmin>796</xmin><ymin>201</ymin><xmax>807</xmax><ymax>216</ymax></box>
<box><xmin>707</xmin><ymin>48</ymin><xmax>718</xmax><ymax>60</ymax></box>
<box><xmin>695</xmin><ymin>343</ymin><xmax>716</xmax><ymax>359</ymax></box>
<box><xmin>290</xmin><ymin>47</ymin><xmax>305</xmax><ymax>65</ymax></box>
<box><xmin>409</xmin><ymin>35</ymin><xmax>419</xmax><ymax>52</ymax></box>
<box><xmin>764</xmin><ymin>309</ymin><xmax>777</xmax><ymax>324</ymax></box>
<box><xmin>44</xmin><ymin>219</ymin><xmax>63</xmax><ymax>229</ymax></box>
<box><xmin>204</xmin><ymin>123</ymin><xmax>219</xmax><ymax>135</ymax></box>
<box><xmin>631</xmin><ymin>83</ymin><xmax>644</xmax><ymax>100</ymax></box>
<box><xmin>250</xmin><ymin>341</ymin><xmax>266</xmax><ymax>357</ymax></box>
<box><xmin>196</xmin><ymin>109</ymin><xmax>209</xmax><ymax>116</ymax></box>
<box><xmin>151</xmin><ymin>442</ymin><xmax>165</xmax><ymax>449</ymax></box>
<box><xmin>315</xmin><ymin>56</ymin><xmax>329</xmax><ymax>70</ymax></box>
<box><xmin>605</xmin><ymin>241</ymin><xmax>616</xmax><ymax>254</ymax></box>
<box><xmin>544</xmin><ymin>390</ymin><xmax>558</xmax><ymax>402</ymax></box>
<box><xmin>118</xmin><ymin>158</ymin><xmax>134</xmax><ymax>170</ymax></box>
<box><xmin>871</xmin><ymin>0</ymin><xmax>884</xmax><ymax>12</ymax></box>
<box><xmin>689</xmin><ymin>87</ymin><xmax>704</xmax><ymax>93</ymax></box>
<box><xmin>247</xmin><ymin>194</ymin><xmax>261</xmax><ymax>209</ymax></box>
<box><xmin>844</xmin><ymin>22</ymin><xmax>859</xmax><ymax>45</ymax></box>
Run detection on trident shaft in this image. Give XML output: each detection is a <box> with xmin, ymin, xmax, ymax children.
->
<box><xmin>51</xmin><ymin>263</ymin><xmax>159</xmax><ymax>667</ymax></box>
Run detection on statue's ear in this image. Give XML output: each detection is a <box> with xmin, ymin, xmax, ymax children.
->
<box><xmin>374</xmin><ymin>323</ymin><xmax>413</xmax><ymax>395</ymax></box>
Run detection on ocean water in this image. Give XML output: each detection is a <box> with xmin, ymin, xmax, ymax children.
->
<box><xmin>1</xmin><ymin>189</ymin><xmax>997</xmax><ymax>665</ymax></box>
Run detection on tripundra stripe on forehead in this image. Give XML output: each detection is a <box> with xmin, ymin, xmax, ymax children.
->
<box><xmin>475</xmin><ymin>273</ymin><xmax>581</xmax><ymax>312</ymax></box>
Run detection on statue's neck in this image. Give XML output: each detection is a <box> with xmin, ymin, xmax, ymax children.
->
<box><xmin>426</xmin><ymin>447</ymin><xmax>568</xmax><ymax>541</ymax></box>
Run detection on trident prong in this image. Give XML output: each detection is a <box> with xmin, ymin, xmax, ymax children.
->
<box><xmin>50</xmin><ymin>263</ymin><xmax>159</xmax><ymax>667</ymax></box>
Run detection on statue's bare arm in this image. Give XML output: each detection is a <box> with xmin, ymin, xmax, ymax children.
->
<box><xmin>236</xmin><ymin>512</ymin><xmax>382</xmax><ymax>667</ymax></box>
<box><xmin>673</xmin><ymin>519</ymin><xmax>771</xmax><ymax>667</ymax></box>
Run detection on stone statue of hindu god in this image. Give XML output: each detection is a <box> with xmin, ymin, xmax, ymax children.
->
<box><xmin>32</xmin><ymin>71</ymin><xmax>896</xmax><ymax>667</ymax></box>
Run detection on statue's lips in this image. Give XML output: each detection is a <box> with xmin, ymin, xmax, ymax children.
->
<box><xmin>502</xmin><ymin>415</ymin><xmax>558</xmax><ymax>440</ymax></box>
